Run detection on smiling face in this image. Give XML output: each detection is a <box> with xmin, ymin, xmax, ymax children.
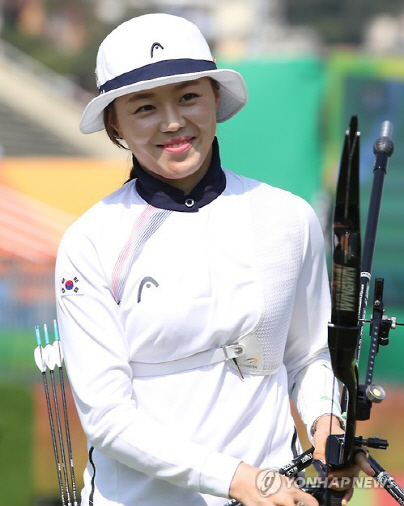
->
<box><xmin>112</xmin><ymin>77</ymin><xmax>220</xmax><ymax>194</ymax></box>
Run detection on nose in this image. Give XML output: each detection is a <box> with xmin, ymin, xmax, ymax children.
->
<box><xmin>160</xmin><ymin>104</ymin><xmax>186</xmax><ymax>132</ymax></box>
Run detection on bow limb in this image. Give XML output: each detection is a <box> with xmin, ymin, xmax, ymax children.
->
<box><xmin>323</xmin><ymin>118</ymin><xmax>398</xmax><ymax>506</ymax></box>
<box><xmin>326</xmin><ymin>115</ymin><xmax>361</xmax><ymax>470</ymax></box>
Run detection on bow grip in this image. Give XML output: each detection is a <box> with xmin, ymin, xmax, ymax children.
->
<box><xmin>312</xmin><ymin>459</ymin><xmax>347</xmax><ymax>506</ymax></box>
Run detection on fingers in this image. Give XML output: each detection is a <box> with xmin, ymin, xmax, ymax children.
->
<box><xmin>312</xmin><ymin>417</ymin><xmax>345</xmax><ymax>464</ymax></box>
<box><xmin>229</xmin><ymin>464</ymin><xmax>320</xmax><ymax>506</ymax></box>
<box><xmin>328</xmin><ymin>474</ymin><xmax>356</xmax><ymax>491</ymax></box>
<box><xmin>353</xmin><ymin>450</ymin><xmax>374</xmax><ymax>476</ymax></box>
<box><xmin>260</xmin><ymin>474</ymin><xmax>318</xmax><ymax>506</ymax></box>
<box><xmin>311</xmin><ymin>442</ymin><xmax>375</xmax><ymax>506</ymax></box>
<box><xmin>294</xmin><ymin>490</ymin><xmax>319</xmax><ymax>506</ymax></box>
<box><xmin>342</xmin><ymin>487</ymin><xmax>353</xmax><ymax>506</ymax></box>
<box><xmin>312</xmin><ymin>448</ymin><xmax>325</xmax><ymax>464</ymax></box>
<box><xmin>322</xmin><ymin>449</ymin><xmax>374</xmax><ymax>505</ymax></box>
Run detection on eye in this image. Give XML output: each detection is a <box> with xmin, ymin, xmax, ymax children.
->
<box><xmin>180</xmin><ymin>92</ymin><xmax>198</xmax><ymax>102</ymax></box>
<box><xmin>134</xmin><ymin>104</ymin><xmax>155</xmax><ymax>114</ymax></box>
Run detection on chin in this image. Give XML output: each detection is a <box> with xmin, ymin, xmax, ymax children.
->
<box><xmin>165</xmin><ymin>161</ymin><xmax>201</xmax><ymax>178</ymax></box>
<box><xmin>165</xmin><ymin>168</ymin><xmax>198</xmax><ymax>180</ymax></box>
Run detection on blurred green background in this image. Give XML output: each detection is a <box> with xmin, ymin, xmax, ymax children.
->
<box><xmin>1</xmin><ymin>1</ymin><xmax>404</xmax><ymax>505</ymax></box>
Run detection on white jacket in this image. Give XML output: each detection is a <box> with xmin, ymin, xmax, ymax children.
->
<box><xmin>56</xmin><ymin>167</ymin><xmax>339</xmax><ymax>506</ymax></box>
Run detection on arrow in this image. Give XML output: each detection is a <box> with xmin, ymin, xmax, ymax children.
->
<box><xmin>53</xmin><ymin>319</ymin><xmax>78</xmax><ymax>506</ymax></box>
<box><xmin>33</xmin><ymin>321</ymin><xmax>78</xmax><ymax>506</ymax></box>
<box><xmin>34</xmin><ymin>324</ymin><xmax>67</xmax><ymax>506</ymax></box>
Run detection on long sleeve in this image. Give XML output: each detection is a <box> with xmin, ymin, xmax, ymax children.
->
<box><xmin>55</xmin><ymin>221</ymin><xmax>241</xmax><ymax>499</ymax></box>
<box><xmin>282</xmin><ymin>199</ymin><xmax>341</xmax><ymax>442</ymax></box>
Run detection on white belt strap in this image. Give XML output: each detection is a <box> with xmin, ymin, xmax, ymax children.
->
<box><xmin>130</xmin><ymin>342</ymin><xmax>245</xmax><ymax>377</ymax></box>
<box><xmin>130</xmin><ymin>333</ymin><xmax>279</xmax><ymax>377</ymax></box>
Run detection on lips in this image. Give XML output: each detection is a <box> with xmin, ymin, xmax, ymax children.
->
<box><xmin>159</xmin><ymin>136</ymin><xmax>194</xmax><ymax>154</ymax></box>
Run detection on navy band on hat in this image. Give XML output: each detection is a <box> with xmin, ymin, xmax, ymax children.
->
<box><xmin>99</xmin><ymin>58</ymin><xmax>217</xmax><ymax>93</ymax></box>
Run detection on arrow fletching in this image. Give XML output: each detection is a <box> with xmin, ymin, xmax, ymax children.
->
<box><xmin>53</xmin><ymin>319</ymin><xmax>64</xmax><ymax>367</ymax></box>
<box><xmin>34</xmin><ymin>345</ymin><xmax>47</xmax><ymax>373</ymax></box>
<box><xmin>43</xmin><ymin>324</ymin><xmax>57</xmax><ymax>371</ymax></box>
<box><xmin>34</xmin><ymin>325</ymin><xmax>47</xmax><ymax>372</ymax></box>
<box><xmin>53</xmin><ymin>341</ymin><xmax>63</xmax><ymax>368</ymax></box>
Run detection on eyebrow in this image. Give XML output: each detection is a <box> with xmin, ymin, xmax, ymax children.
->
<box><xmin>126</xmin><ymin>80</ymin><xmax>201</xmax><ymax>103</ymax></box>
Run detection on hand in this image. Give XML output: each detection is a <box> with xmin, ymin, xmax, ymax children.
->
<box><xmin>229</xmin><ymin>461</ymin><xmax>319</xmax><ymax>506</ymax></box>
<box><xmin>312</xmin><ymin>415</ymin><xmax>374</xmax><ymax>505</ymax></box>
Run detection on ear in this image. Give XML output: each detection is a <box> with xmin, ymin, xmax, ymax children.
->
<box><xmin>112</xmin><ymin>122</ymin><xmax>123</xmax><ymax>139</ymax></box>
<box><xmin>110</xmin><ymin>115</ymin><xmax>122</xmax><ymax>139</ymax></box>
<box><xmin>105</xmin><ymin>101</ymin><xmax>122</xmax><ymax>138</ymax></box>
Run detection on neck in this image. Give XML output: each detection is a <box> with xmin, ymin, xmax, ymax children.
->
<box><xmin>134</xmin><ymin>137</ymin><xmax>225</xmax><ymax>212</ymax></box>
<box><xmin>141</xmin><ymin>149</ymin><xmax>213</xmax><ymax>195</ymax></box>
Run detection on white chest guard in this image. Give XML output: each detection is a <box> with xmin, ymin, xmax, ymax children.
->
<box><xmin>130</xmin><ymin>177</ymin><xmax>303</xmax><ymax>378</ymax></box>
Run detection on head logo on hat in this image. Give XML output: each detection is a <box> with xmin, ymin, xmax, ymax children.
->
<box><xmin>151</xmin><ymin>42</ymin><xmax>164</xmax><ymax>58</ymax></box>
<box><xmin>79</xmin><ymin>13</ymin><xmax>248</xmax><ymax>134</ymax></box>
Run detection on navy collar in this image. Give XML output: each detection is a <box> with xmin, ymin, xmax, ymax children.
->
<box><xmin>134</xmin><ymin>137</ymin><xmax>225</xmax><ymax>212</ymax></box>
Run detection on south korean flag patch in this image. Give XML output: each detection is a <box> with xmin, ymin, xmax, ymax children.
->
<box><xmin>60</xmin><ymin>275</ymin><xmax>82</xmax><ymax>296</ymax></box>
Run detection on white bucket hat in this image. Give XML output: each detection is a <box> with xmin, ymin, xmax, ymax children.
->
<box><xmin>79</xmin><ymin>13</ymin><xmax>248</xmax><ymax>134</ymax></box>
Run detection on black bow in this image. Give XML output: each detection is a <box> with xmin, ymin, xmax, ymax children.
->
<box><xmin>322</xmin><ymin>115</ymin><xmax>404</xmax><ymax>505</ymax></box>
<box><xmin>224</xmin><ymin>116</ymin><xmax>404</xmax><ymax>506</ymax></box>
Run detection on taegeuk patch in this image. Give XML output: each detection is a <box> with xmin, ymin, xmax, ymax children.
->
<box><xmin>60</xmin><ymin>275</ymin><xmax>83</xmax><ymax>296</ymax></box>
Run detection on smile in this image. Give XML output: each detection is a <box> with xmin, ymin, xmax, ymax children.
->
<box><xmin>159</xmin><ymin>137</ymin><xmax>194</xmax><ymax>154</ymax></box>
